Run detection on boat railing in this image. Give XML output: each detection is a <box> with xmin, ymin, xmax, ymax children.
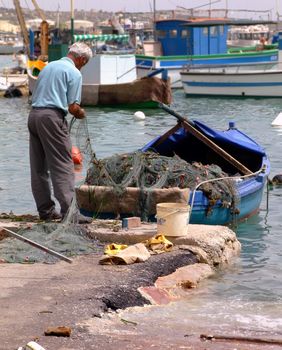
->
<box><xmin>189</xmin><ymin>166</ymin><xmax>265</xmax><ymax>222</ymax></box>
<box><xmin>183</xmin><ymin>61</ymin><xmax>280</xmax><ymax>74</ymax></box>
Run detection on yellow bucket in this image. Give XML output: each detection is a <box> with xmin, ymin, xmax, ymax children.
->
<box><xmin>156</xmin><ymin>202</ymin><xmax>190</xmax><ymax>237</ymax></box>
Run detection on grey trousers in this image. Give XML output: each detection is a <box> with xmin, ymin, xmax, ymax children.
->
<box><xmin>28</xmin><ymin>108</ymin><xmax>74</xmax><ymax>218</ymax></box>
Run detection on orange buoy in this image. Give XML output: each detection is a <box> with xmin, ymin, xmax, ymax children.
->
<box><xmin>71</xmin><ymin>146</ymin><xmax>83</xmax><ymax>165</ymax></box>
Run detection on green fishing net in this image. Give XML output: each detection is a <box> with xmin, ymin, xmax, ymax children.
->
<box><xmin>0</xmin><ymin>221</ymin><xmax>102</xmax><ymax>263</ymax></box>
<box><xmin>85</xmin><ymin>150</ymin><xmax>239</xmax><ymax>219</ymax></box>
<box><xmin>0</xmin><ymin>118</ymin><xmax>98</xmax><ymax>264</ymax></box>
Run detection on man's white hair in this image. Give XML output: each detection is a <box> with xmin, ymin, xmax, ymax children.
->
<box><xmin>68</xmin><ymin>42</ymin><xmax>93</xmax><ymax>61</ymax></box>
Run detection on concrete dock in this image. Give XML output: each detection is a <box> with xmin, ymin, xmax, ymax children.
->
<box><xmin>0</xmin><ymin>218</ymin><xmax>245</xmax><ymax>349</ymax></box>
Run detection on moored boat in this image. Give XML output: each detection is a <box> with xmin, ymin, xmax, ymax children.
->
<box><xmin>227</xmin><ymin>24</ymin><xmax>271</xmax><ymax>48</ymax></box>
<box><xmin>136</xmin><ymin>18</ymin><xmax>278</xmax><ymax>88</ymax></box>
<box><xmin>180</xmin><ymin>64</ymin><xmax>282</xmax><ymax>97</ymax></box>
<box><xmin>180</xmin><ymin>31</ymin><xmax>282</xmax><ymax>98</ymax></box>
<box><xmin>0</xmin><ymin>33</ymin><xmax>24</xmax><ymax>55</ymax></box>
<box><xmin>77</xmin><ymin>107</ymin><xmax>270</xmax><ymax>225</ymax></box>
<box><xmin>28</xmin><ymin>34</ymin><xmax>172</xmax><ymax>108</ymax></box>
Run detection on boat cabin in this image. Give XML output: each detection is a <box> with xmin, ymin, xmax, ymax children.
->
<box><xmin>155</xmin><ymin>19</ymin><xmax>228</xmax><ymax>56</ymax></box>
<box><xmin>154</xmin><ymin>18</ymin><xmax>277</xmax><ymax>56</ymax></box>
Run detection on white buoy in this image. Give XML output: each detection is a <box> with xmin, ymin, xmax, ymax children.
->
<box><xmin>134</xmin><ymin>111</ymin><xmax>146</xmax><ymax>121</ymax></box>
<box><xmin>271</xmin><ymin>112</ymin><xmax>282</xmax><ymax>126</ymax></box>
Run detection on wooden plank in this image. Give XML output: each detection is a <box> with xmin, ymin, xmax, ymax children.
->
<box><xmin>159</xmin><ymin>103</ymin><xmax>253</xmax><ymax>175</ymax></box>
<box><xmin>200</xmin><ymin>334</ymin><xmax>282</xmax><ymax>346</ymax></box>
<box><xmin>2</xmin><ymin>227</ymin><xmax>72</xmax><ymax>264</ymax></box>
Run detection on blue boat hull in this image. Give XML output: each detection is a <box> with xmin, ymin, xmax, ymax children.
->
<box><xmin>189</xmin><ymin>164</ymin><xmax>269</xmax><ymax>225</ymax></box>
<box><xmin>78</xmin><ymin>120</ymin><xmax>270</xmax><ymax>226</ymax></box>
<box><xmin>141</xmin><ymin>120</ymin><xmax>270</xmax><ymax>225</ymax></box>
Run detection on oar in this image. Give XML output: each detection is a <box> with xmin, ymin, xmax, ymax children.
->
<box><xmin>158</xmin><ymin>103</ymin><xmax>253</xmax><ymax>175</ymax></box>
<box><xmin>1</xmin><ymin>227</ymin><xmax>72</xmax><ymax>264</ymax></box>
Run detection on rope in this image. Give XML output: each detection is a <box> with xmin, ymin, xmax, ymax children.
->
<box><xmin>189</xmin><ymin>166</ymin><xmax>266</xmax><ymax>223</ymax></box>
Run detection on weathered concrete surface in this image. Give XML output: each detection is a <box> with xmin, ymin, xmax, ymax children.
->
<box><xmin>87</xmin><ymin>222</ymin><xmax>241</xmax><ymax>267</ymax></box>
<box><xmin>139</xmin><ymin>263</ymin><xmax>214</xmax><ymax>304</ymax></box>
<box><xmin>0</xmin><ymin>218</ymin><xmax>244</xmax><ymax>349</ymax></box>
<box><xmin>156</xmin><ymin>263</ymin><xmax>214</xmax><ymax>290</ymax></box>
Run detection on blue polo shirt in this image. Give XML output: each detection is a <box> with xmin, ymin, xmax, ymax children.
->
<box><xmin>31</xmin><ymin>57</ymin><xmax>82</xmax><ymax>115</ymax></box>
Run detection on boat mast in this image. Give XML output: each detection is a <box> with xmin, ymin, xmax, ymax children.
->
<box><xmin>30</xmin><ymin>0</ymin><xmax>48</xmax><ymax>56</ymax></box>
<box><xmin>30</xmin><ymin>0</ymin><xmax>46</xmax><ymax>21</ymax></box>
<box><xmin>13</xmin><ymin>0</ymin><xmax>30</xmax><ymax>55</ymax></box>
<box><xmin>71</xmin><ymin>0</ymin><xmax>74</xmax><ymax>43</ymax></box>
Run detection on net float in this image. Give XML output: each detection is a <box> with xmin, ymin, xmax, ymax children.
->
<box><xmin>72</xmin><ymin>146</ymin><xmax>83</xmax><ymax>165</ymax></box>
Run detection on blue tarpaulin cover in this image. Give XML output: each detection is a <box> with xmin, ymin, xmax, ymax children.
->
<box><xmin>142</xmin><ymin>120</ymin><xmax>266</xmax><ymax>157</ymax></box>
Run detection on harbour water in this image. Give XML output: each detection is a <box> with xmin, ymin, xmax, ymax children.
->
<box><xmin>0</xmin><ymin>55</ymin><xmax>282</xmax><ymax>337</ymax></box>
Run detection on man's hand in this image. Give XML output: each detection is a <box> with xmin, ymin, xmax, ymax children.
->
<box><xmin>68</xmin><ymin>103</ymin><xmax>86</xmax><ymax>119</ymax></box>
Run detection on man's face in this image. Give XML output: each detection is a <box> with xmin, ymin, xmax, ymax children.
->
<box><xmin>75</xmin><ymin>56</ymin><xmax>88</xmax><ymax>71</ymax></box>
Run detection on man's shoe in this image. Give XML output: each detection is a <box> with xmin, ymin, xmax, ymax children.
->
<box><xmin>74</xmin><ymin>213</ymin><xmax>93</xmax><ymax>224</ymax></box>
<box><xmin>40</xmin><ymin>210</ymin><xmax>62</xmax><ymax>222</ymax></box>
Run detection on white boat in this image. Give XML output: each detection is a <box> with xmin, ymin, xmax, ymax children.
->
<box><xmin>227</xmin><ymin>25</ymin><xmax>271</xmax><ymax>48</ymax></box>
<box><xmin>0</xmin><ymin>71</ymin><xmax>27</xmax><ymax>90</ymax></box>
<box><xmin>180</xmin><ymin>31</ymin><xmax>282</xmax><ymax>98</ymax></box>
<box><xmin>180</xmin><ymin>64</ymin><xmax>282</xmax><ymax>97</ymax></box>
<box><xmin>0</xmin><ymin>34</ymin><xmax>24</xmax><ymax>55</ymax></box>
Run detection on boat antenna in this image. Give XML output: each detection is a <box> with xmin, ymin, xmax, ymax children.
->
<box><xmin>153</xmin><ymin>0</ymin><xmax>156</xmax><ymax>41</ymax></box>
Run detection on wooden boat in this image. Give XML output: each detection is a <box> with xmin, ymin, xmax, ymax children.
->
<box><xmin>136</xmin><ymin>18</ymin><xmax>278</xmax><ymax>88</ymax></box>
<box><xmin>28</xmin><ymin>48</ymin><xmax>172</xmax><ymax>108</ymax></box>
<box><xmin>180</xmin><ymin>63</ymin><xmax>282</xmax><ymax>97</ymax></box>
<box><xmin>77</xmin><ymin>106</ymin><xmax>270</xmax><ymax>225</ymax></box>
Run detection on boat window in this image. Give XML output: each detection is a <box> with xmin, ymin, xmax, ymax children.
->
<box><xmin>203</xmin><ymin>27</ymin><xmax>208</xmax><ymax>35</ymax></box>
<box><xmin>156</xmin><ymin>30</ymin><xmax>167</xmax><ymax>39</ymax></box>
<box><xmin>169</xmin><ymin>30</ymin><xmax>177</xmax><ymax>38</ymax></box>
<box><xmin>181</xmin><ymin>29</ymin><xmax>189</xmax><ymax>38</ymax></box>
<box><xmin>210</xmin><ymin>26</ymin><xmax>218</xmax><ymax>36</ymax></box>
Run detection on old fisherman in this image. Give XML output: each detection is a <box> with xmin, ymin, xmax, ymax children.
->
<box><xmin>28</xmin><ymin>42</ymin><xmax>93</xmax><ymax>222</ymax></box>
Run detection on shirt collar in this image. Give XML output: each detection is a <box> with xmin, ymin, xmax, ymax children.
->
<box><xmin>61</xmin><ymin>57</ymin><xmax>75</xmax><ymax>66</ymax></box>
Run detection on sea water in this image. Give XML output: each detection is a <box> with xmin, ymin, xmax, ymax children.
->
<box><xmin>0</xmin><ymin>55</ymin><xmax>282</xmax><ymax>335</ymax></box>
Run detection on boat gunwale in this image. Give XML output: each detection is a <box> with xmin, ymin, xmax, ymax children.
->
<box><xmin>180</xmin><ymin>70</ymin><xmax>282</xmax><ymax>77</ymax></box>
<box><xmin>135</xmin><ymin>49</ymin><xmax>278</xmax><ymax>61</ymax></box>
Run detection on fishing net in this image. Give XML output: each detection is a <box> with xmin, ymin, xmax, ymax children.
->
<box><xmin>0</xmin><ymin>222</ymin><xmax>102</xmax><ymax>264</ymax></box>
<box><xmin>0</xmin><ymin>118</ymin><xmax>98</xmax><ymax>264</ymax></box>
<box><xmin>84</xmin><ymin>150</ymin><xmax>239</xmax><ymax>220</ymax></box>
<box><xmin>0</xmin><ymin>117</ymin><xmax>238</xmax><ymax>263</ymax></box>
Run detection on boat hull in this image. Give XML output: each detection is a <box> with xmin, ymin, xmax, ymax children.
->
<box><xmin>0</xmin><ymin>44</ymin><xmax>24</xmax><ymax>55</ymax></box>
<box><xmin>78</xmin><ymin>169</ymin><xmax>268</xmax><ymax>225</ymax></box>
<box><xmin>136</xmin><ymin>50</ymin><xmax>279</xmax><ymax>88</ymax></box>
<box><xmin>77</xmin><ymin>120</ymin><xmax>270</xmax><ymax>225</ymax></box>
<box><xmin>181</xmin><ymin>70</ymin><xmax>282</xmax><ymax>97</ymax></box>
<box><xmin>189</xmin><ymin>163</ymin><xmax>269</xmax><ymax>224</ymax></box>
<box><xmin>0</xmin><ymin>73</ymin><xmax>27</xmax><ymax>90</ymax></box>
<box><xmin>28</xmin><ymin>72</ymin><xmax>172</xmax><ymax>108</ymax></box>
